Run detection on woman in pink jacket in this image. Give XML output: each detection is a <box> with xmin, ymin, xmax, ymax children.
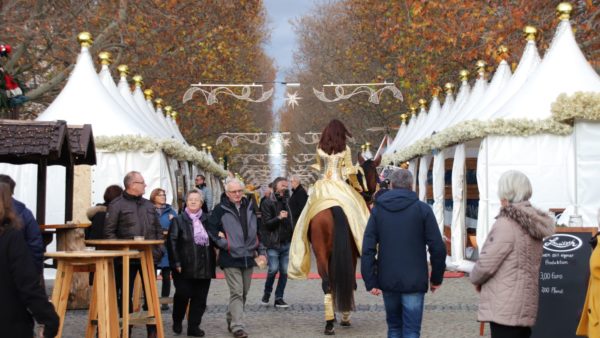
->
<box><xmin>471</xmin><ymin>170</ymin><xmax>554</xmax><ymax>338</ymax></box>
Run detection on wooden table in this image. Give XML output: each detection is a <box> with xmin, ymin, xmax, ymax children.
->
<box><xmin>46</xmin><ymin>250</ymin><xmax>138</xmax><ymax>338</ymax></box>
<box><xmin>41</xmin><ymin>223</ymin><xmax>92</xmax><ymax>309</ymax></box>
<box><xmin>85</xmin><ymin>239</ymin><xmax>165</xmax><ymax>338</ymax></box>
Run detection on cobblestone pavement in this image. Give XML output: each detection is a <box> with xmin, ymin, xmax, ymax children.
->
<box><xmin>54</xmin><ymin>268</ymin><xmax>490</xmax><ymax>338</ymax></box>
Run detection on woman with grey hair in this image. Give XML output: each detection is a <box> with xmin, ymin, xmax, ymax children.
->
<box><xmin>167</xmin><ymin>189</ymin><xmax>216</xmax><ymax>337</ymax></box>
<box><xmin>470</xmin><ymin>170</ymin><xmax>554</xmax><ymax>338</ymax></box>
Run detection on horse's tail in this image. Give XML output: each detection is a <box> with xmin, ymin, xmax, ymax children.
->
<box><xmin>329</xmin><ymin>206</ymin><xmax>355</xmax><ymax>312</ymax></box>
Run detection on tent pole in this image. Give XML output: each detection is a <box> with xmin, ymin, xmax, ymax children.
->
<box><xmin>573</xmin><ymin>124</ymin><xmax>579</xmax><ymax>215</ymax></box>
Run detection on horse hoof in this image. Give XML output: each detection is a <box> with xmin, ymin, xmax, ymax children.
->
<box><xmin>324</xmin><ymin>320</ymin><xmax>335</xmax><ymax>335</ymax></box>
<box><xmin>340</xmin><ymin>320</ymin><xmax>351</xmax><ymax>327</ymax></box>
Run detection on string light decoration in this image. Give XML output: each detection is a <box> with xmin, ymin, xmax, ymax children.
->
<box><xmin>216</xmin><ymin>132</ymin><xmax>291</xmax><ymax>147</ymax></box>
<box><xmin>182</xmin><ymin>82</ymin><xmax>274</xmax><ymax>105</ymax></box>
<box><xmin>313</xmin><ymin>81</ymin><xmax>403</xmax><ymax>104</ymax></box>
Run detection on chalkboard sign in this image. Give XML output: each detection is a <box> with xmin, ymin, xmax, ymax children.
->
<box><xmin>531</xmin><ymin>228</ymin><xmax>595</xmax><ymax>338</ymax></box>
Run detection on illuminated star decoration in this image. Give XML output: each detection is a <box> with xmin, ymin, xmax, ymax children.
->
<box><xmin>285</xmin><ymin>91</ymin><xmax>302</xmax><ymax>109</ymax></box>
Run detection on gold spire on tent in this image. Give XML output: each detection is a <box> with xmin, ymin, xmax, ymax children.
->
<box><xmin>98</xmin><ymin>51</ymin><xmax>112</xmax><ymax>65</ymax></box>
<box><xmin>117</xmin><ymin>64</ymin><xmax>129</xmax><ymax>77</ymax></box>
<box><xmin>78</xmin><ymin>32</ymin><xmax>93</xmax><ymax>47</ymax></box>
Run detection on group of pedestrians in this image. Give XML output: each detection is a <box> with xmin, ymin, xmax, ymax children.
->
<box><xmin>0</xmin><ymin>159</ymin><xmax>597</xmax><ymax>338</ymax></box>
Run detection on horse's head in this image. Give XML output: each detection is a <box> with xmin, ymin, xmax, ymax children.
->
<box><xmin>357</xmin><ymin>152</ymin><xmax>381</xmax><ymax>204</ymax></box>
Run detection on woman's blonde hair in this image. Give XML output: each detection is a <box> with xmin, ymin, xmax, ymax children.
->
<box><xmin>497</xmin><ymin>170</ymin><xmax>532</xmax><ymax>203</ymax></box>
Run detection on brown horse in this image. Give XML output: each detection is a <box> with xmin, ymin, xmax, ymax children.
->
<box><xmin>307</xmin><ymin>152</ymin><xmax>380</xmax><ymax>335</ymax></box>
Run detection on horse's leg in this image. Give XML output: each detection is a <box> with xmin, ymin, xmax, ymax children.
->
<box><xmin>340</xmin><ymin>239</ymin><xmax>360</xmax><ymax>327</ymax></box>
<box><xmin>309</xmin><ymin>209</ymin><xmax>336</xmax><ymax>335</ymax></box>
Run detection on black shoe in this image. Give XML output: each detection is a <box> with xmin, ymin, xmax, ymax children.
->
<box><xmin>187</xmin><ymin>327</ymin><xmax>205</xmax><ymax>337</ymax></box>
<box><xmin>233</xmin><ymin>329</ymin><xmax>249</xmax><ymax>338</ymax></box>
<box><xmin>173</xmin><ymin>321</ymin><xmax>183</xmax><ymax>334</ymax></box>
<box><xmin>161</xmin><ymin>304</ymin><xmax>170</xmax><ymax>311</ymax></box>
<box><xmin>274</xmin><ymin>299</ymin><xmax>289</xmax><ymax>308</ymax></box>
<box><xmin>261</xmin><ymin>293</ymin><xmax>270</xmax><ymax>305</ymax></box>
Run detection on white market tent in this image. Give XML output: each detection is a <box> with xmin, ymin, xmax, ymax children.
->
<box><xmin>384</xmin><ymin>7</ymin><xmax>600</xmax><ymax>272</ymax></box>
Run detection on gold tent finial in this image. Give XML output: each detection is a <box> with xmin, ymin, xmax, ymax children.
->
<box><xmin>143</xmin><ymin>89</ymin><xmax>154</xmax><ymax>100</ymax></box>
<box><xmin>98</xmin><ymin>51</ymin><xmax>112</xmax><ymax>66</ymax></box>
<box><xmin>459</xmin><ymin>69</ymin><xmax>469</xmax><ymax>82</ymax></box>
<box><xmin>409</xmin><ymin>105</ymin><xmax>417</xmax><ymax>116</ymax></box>
<box><xmin>418</xmin><ymin>98</ymin><xmax>427</xmax><ymax>109</ymax></box>
<box><xmin>77</xmin><ymin>32</ymin><xmax>93</xmax><ymax>48</ymax></box>
<box><xmin>171</xmin><ymin>110</ymin><xmax>178</xmax><ymax>121</ymax></box>
<box><xmin>400</xmin><ymin>113</ymin><xmax>408</xmax><ymax>123</ymax></box>
<box><xmin>132</xmin><ymin>75</ymin><xmax>143</xmax><ymax>87</ymax></box>
<box><xmin>117</xmin><ymin>64</ymin><xmax>129</xmax><ymax>77</ymax></box>
<box><xmin>154</xmin><ymin>98</ymin><xmax>164</xmax><ymax>109</ymax></box>
<box><xmin>557</xmin><ymin>2</ymin><xmax>572</xmax><ymax>20</ymax></box>
<box><xmin>361</xmin><ymin>144</ymin><xmax>366</xmax><ymax>151</ymax></box>
<box><xmin>444</xmin><ymin>82</ymin><xmax>454</xmax><ymax>95</ymax></box>
<box><xmin>524</xmin><ymin>26</ymin><xmax>538</xmax><ymax>41</ymax></box>
<box><xmin>497</xmin><ymin>45</ymin><xmax>509</xmax><ymax>60</ymax></box>
<box><xmin>164</xmin><ymin>105</ymin><xmax>173</xmax><ymax>115</ymax></box>
<box><xmin>431</xmin><ymin>86</ymin><xmax>441</xmax><ymax>97</ymax></box>
<box><xmin>476</xmin><ymin>60</ymin><xmax>486</xmax><ymax>78</ymax></box>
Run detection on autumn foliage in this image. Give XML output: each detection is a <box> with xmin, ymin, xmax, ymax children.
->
<box><xmin>0</xmin><ymin>0</ymin><xmax>275</xmax><ymax>158</ymax></box>
<box><xmin>281</xmin><ymin>0</ymin><xmax>599</xmax><ymax>150</ymax></box>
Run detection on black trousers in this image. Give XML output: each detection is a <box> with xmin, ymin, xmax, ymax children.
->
<box><xmin>160</xmin><ymin>268</ymin><xmax>172</xmax><ymax>297</ymax></box>
<box><xmin>114</xmin><ymin>262</ymin><xmax>156</xmax><ymax>333</ymax></box>
<box><xmin>172</xmin><ymin>277</ymin><xmax>211</xmax><ymax>328</ymax></box>
<box><xmin>490</xmin><ymin>322</ymin><xmax>531</xmax><ymax>338</ymax></box>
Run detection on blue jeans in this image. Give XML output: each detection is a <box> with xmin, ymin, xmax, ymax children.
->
<box><xmin>263</xmin><ymin>242</ymin><xmax>290</xmax><ymax>299</ymax></box>
<box><xmin>382</xmin><ymin>291</ymin><xmax>425</xmax><ymax>338</ymax></box>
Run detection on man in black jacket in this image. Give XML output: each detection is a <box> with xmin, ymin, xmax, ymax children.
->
<box><xmin>361</xmin><ymin>169</ymin><xmax>446</xmax><ymax>338</ymax></box>
<box><xmin>206</xmin><ymin>178</ymin><xmax>266</xmax><ymax>338</ymax></box>
<box><xmin>104</xmin><ymin>171</ymin><xmax>163</xmax><ymax>338</ymax></box>
<box><xmin>288</xmin><ymin>175</ymin><xmax>308</xmax><ymax>226</ymax></box>
<box><xmin>259</xmin><ymin>177</ymin><xmax>293</xmax><ymax>308</ymax></box>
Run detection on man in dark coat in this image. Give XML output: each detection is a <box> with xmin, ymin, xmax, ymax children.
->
<box><xmin>361</xmin><ymin>168</ymin><xmax>446</xmax><ymax>338</ymax></box>
<box><xmin>259</xmin><ymin>177</ymin><xmax>293</xmax><ymax>308</ymax></box>
<box><xmin>206</xmin><ymin>178</ymin><xmax>266</xmax><ymax>338</ymax></box>
<box><xmin>104</xmin><ymin>171</ymin><xmax>163</xmax><ymax>338</ymax></box>
<box><xmin>288</xmin><ymin>175</ymin><xmax>308</xmax><ymax>226</ymax></box>
<box><xmin>0</xmin><ymin>174</ymin><xmax>44</xmax><ymax>274</ymax></box>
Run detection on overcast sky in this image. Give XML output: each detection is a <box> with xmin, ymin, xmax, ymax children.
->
<box><xmin>263</xmin><ymin>0</ymin><xmax>320</xmax><ymax>114</ymax></box>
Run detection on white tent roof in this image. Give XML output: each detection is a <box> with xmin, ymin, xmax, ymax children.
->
<box><xmin>132</xmin><ymin>85</ymin><xmax>170</xmax><ymax>138</ymax></box>
<box><xmin>116</xmin><ymin>75</ymin><xmax>164</xmax><ymax>137</ymax></box>
<box><xmin>454</xmin><ymin>60</ymin><xmax>512</xmax><ymax>124</ymax></box>
<box><xmin>434</xmin><ymin>81</ymin><xmax>467</xmax><ymax>133</ymax></box>
<box><xmin>443</xmin><ymin>72</ymin><xmax>488</xmax><ymax>130</ymax></box>
<box><xmin>98</xmin><ymin>65</ymin><xmax>161</xmax><ymax>137</ymax></box>
<box><xmin>492</xmin><ymin>19</ymin><xmax>600</xmax><ymax>120</ymax></box>
<box><xmin>478</xmin><ymin>40</ymin><xmax>542</xmax><ymax>120</ymax></box>
<box><xmin>433</xmin><ymin>90</ymin><xmax>455</xmax><ymax>134</ymax></box>
<box><xmin>36</xmin><ymin>46</ymin><xmax>148</xmax><ymax>137</ymax></box>
<box><xmin>414</xmin><ymin>95</ymin><xmax>442</xmax><ymax>140</ymax></box>
<box><xmin>385</xmin><ymin>119</ymin><xmax>407</xmax><ymax>155</ymax></box>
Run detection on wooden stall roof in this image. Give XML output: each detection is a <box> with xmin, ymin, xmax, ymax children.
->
<box><xmin>0</xmin><ymin>119</ymin><xmax>96</xmax><ymax>166</ymax></box>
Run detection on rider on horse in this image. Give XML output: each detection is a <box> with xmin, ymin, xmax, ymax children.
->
<box><xmin>288</xmin><ymin>119</ymin><xmax>371</xmax><ymax>333</ymax></box>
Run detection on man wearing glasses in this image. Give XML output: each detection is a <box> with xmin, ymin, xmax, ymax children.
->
<box><xmin>104</xmin><ymin>171</ymin><xmax>164</xmax><ymax>338</ymax></box>
<box><xmin>207</xmin><ymin>178</ymin><xmax>266</xmax><ymax>338</ymax></box>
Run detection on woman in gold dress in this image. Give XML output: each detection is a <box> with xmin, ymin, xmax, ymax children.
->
<box><xmin>288</xmin><ymin>119</ymin><xmax>370</xmax><ymax>334</ymax></box>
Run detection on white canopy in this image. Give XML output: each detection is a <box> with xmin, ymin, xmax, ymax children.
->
<box><xmin>36</xmin><ymin>46</ymin><xmax>148</xmax><ymax>137</ymax></box>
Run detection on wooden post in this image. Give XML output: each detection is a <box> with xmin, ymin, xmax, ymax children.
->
<box><xmin>36</xmin><ymin>158</ymin><xmax>47</xmax><ymax>224</ymax></box>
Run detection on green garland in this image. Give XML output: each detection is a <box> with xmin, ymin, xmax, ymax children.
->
<box><xmin>94</xmin><ymin>135</ymin><xmax>228</xmax><ymax>178</ymax></box>
<box><xmin>551</xmin><ymin>92</ymin><xmax>600</xmax><ymax>122</ymax></box>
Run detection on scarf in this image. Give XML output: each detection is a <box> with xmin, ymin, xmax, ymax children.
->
<box><xmin>185</xmin><ymin>207</ymin><xmax>208</xmax><ymax>246</ymax></box>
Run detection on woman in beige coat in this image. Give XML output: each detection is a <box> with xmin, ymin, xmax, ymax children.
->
<box><xmin>471</xmin><ymin>170</ymin><xmax>555</xmax><ymax>338</ymax></box>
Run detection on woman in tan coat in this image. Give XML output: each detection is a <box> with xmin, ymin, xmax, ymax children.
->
<box><xmin>576</xmin><ymin>240</ymin><xmax>600</xmax><ymax>337</ymax></box>
<box><xmin>471</xmin><ymin>170</ymin><xmax>555</xmax><ymax>338</ymax></box>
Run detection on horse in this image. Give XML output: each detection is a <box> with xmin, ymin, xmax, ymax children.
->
<box><xmin>357</xmin><ymin>153</ymin><xmax>382</xmax><ymax>207</ymax></box>
<box><xmin>307</xmin><ymin>151</ymin><xmax>381</xmax><ymax>335</ymax></box>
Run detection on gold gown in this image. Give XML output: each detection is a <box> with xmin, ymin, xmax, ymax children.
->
<box><xmin>288</xmin><ymin>145</ymin><xmax>371</xmax><ymax>280</ymax></box>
